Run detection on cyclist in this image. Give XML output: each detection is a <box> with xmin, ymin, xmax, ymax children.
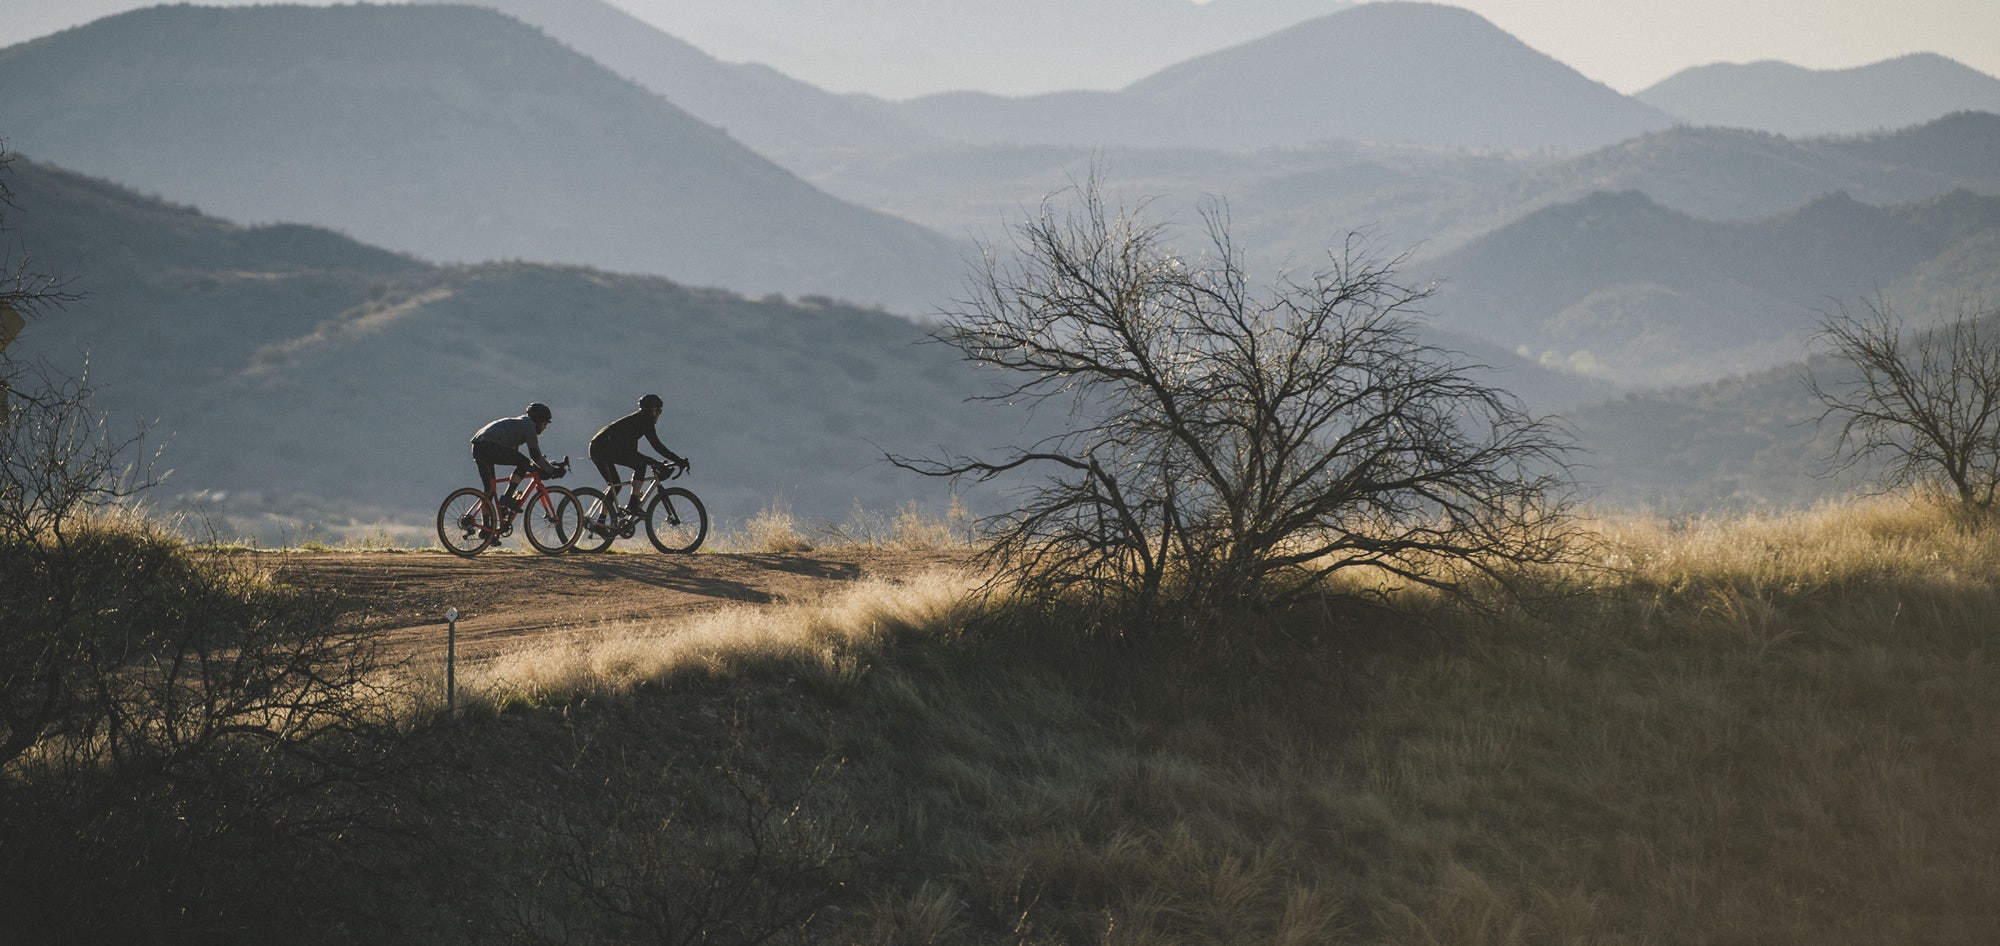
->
<box><xmin>590</xmin><ymin>393</ymin><xmax>688</xmax><ymax>518</ymax></box>
<box><xmin>470</xmin><ymin>402</ymin><xmax>560</xmax><ymax>514</ymax></box>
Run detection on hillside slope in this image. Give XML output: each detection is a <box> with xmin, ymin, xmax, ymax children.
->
<box><xmin>424</xmin><ymin>0</ymin><xmax>937</xmax><ymax>161</ymax></box>
<box><xmin>1422</xmin><ymin>188</ymin><xmax>2000</xmax><ymax>385</ymax></box>
<box><xmin>2</xmin><ymin>157</ymin><xmax>1017</xmax><ymax>542</ymax></box>
<box><xmin>0</xmin><ymin>4</ymin><xmax>965</xmax><ymax>313</ymax></box>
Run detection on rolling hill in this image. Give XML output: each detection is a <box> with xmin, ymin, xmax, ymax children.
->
<box><xmin>1420</xmin><ymin>187</ymin><xmax>2000</xmax><ymax>386</ymax></box>
<box><xmin>418</xmin><ymin>0</ymin><xmax>938</xmax><ymax>162</ymax></box>
<box><xmin>1638</xmin><ymin>54</ymin><xmax>2000</xmax><ymax>138</ymax></box>
<box><xmin>0</xmin><ymin>3</ymin><xmax>966</xmax><ymax>314</ymax></box>
<box><xmin>788</xmin><ymin>115</ymin><xmax>2000</xmax><ymax>339</ymax></box>
<box><xmin>1</xmin><ymin>155</ymin><xmax>1015</xmax><ymax>543</ymax></box>
<box><xmin>895</xmin><ymin>2</ymin><xmax>1674</xmax><ymax>152</ymax></box>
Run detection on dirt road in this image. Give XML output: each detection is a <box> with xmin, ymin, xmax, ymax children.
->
<box><xmin>242</xmin><ymin>548</ymin><xmax>969</xmax><ymax>660</ymax></box>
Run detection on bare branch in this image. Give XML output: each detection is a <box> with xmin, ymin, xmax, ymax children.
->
<box><xmin>898</xmin><ymin>173</ymin><xmax>1585</xmax><ymax>627</ymax></box>
<box><xmin>1806</xmin><ymin>297</ymin><xmax>2000</xmax><ymax>510</ymax></box>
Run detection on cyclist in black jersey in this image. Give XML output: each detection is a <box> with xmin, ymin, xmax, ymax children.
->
<box><xmin>471</xmin><ymin>401</ymin><xmax>559</xmax><ymax>514</ymax></box>
<box><xmin>590</xmin><ymin>393</ymin><xmax>688</xmax><ymax>516</ymax></box>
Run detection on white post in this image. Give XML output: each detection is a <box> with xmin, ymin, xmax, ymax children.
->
<box><xmin>444</xmin><ymin>607</ymin><xmax>459</xmax><ymax>721</ymax></box>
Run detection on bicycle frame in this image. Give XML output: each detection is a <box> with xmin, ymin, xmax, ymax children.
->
<box><xmin>437</xmin><ymin>456</ymin><xmax>579</xmax><ymax>557</ymax></box>
<box><xmin>600</xmin><ymin>464</ymin><xmax>683</xmax><ymax>516</ymax></box>
<box><xmin>472</xmin><ymin>467</ymin><xmax>560</xmax><ymax>538</ymax></box>
<box><xmin>570</xmin><ymin>461</ymin><xmax>705</xmax><ymax>554</ymax></box>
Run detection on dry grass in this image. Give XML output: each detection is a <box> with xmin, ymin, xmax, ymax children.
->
<box><xmin>448</xmin><ymin>567</ymin><xmax>984</xmax><ymax>708</ymax></box>
<box><xmin>716</xmin><ymin>497</ymin><xmax>819</xmax><ymax>553</ymax></box>
<box><xmin>385</xmin><ymin>492</ymin><xmax>2000</xmax><ymax>944</ymax></box>
<box><xmin>712</xmin><ymin>496</ymin><xmax>977</xmax><ymax>554</ymax></box>
<box><xmin>1350</xmin><ymin>493</ymin><xmax>2000</xmax><ymax>944</ymax></box>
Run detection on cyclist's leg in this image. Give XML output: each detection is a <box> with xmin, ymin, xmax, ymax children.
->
<box><xmin>590</xmin><ymin>449</ymin><xmax>623</xmax><ymax>512</ymax></box>
<box><xmin>622</xmin><ymin>456</ymin><xmax>651</xmax><ymax>515</ymax></box>
<box><xmin>476</xmin><ymin>442</ymin><xmax>532</xmax><ymax>511</ymax></box>
<box><xmin>472</xmin><ymin>442</ymin><xmax>502</xmax><ymax>505</ymax></box>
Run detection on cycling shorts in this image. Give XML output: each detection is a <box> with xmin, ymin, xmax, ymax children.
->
<box><xmin>590</xmin><ymin>444</ymin><xmax>655</xmax><ymax>485</ymax></box>
<box><xmin>472</xmin><ymin>440</ymin><xmax>532</xmax><ymax>491</ymax></box>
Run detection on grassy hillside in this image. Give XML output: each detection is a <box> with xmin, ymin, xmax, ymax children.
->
<box><xmin>4</xmin><ymin>156</ymin><xmax>1031</xmax><ymax>543</ymax></box>
<box><xmin>5</xmin><ymin>496</ymin><xmax>1994</xmax><ymax>942</ymax></box>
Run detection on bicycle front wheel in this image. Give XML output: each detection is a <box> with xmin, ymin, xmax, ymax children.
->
<box><xmin>525</xmin><ymin>486</ymin><xmax>583</xmax><ymax>554</ymax></box>
<box><xmin>437</xmin><ymin>487</ymin><xmax>496</xmax><ymax>557</ymax></box>
<box><xmin>570</xmin><ymin>487</ymin><xmax>616</xmax><ymax>553</ymax></box>
<box><xmin>645</xmin><ymin>487</ymin><xmax>708</xmax><ymax>554</ymax></box>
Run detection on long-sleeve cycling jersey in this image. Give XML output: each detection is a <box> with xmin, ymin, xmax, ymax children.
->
<box><xmin>589</xmin><ymin>409</ymin><xmax>674</xmax><ymax>459</ymax></box>
<box><xmin>472</xmin><ymin>415</ymin><xmax>549</xmax><ymax>466</ymax></box>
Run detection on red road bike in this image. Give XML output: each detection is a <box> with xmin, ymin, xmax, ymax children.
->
<box><xmin>435</xmin><ymin>457</ymin><xmax>582</xmax><ymax>557</ymax></box>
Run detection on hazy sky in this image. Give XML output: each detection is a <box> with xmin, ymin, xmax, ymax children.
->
<box><xmin>4</xmin><ymin>0</ymin><xmax>1997</xmax><ymax>97</ymax></box>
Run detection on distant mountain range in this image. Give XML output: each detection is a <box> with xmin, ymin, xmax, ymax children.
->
<box><xmin>1421</xmin><ymin>187</ymin><xmax>2000</xmax><ymax>385</ymax></box>
<box><xmin>788</xmin><ymin>114</ymin><xmax>2000</xmax><ymax>380</ymax></box>
<box><xmin>7</xmin><ymin>0</ymin><xmax>2000</xmax><ymax>522</ymax></box>
<box><xmin>411</xmin><ymin>0</ymin><xmax>2000</xmax><ymax>160</ymax></box>
<box><xmin>896</xmin><ymin>2</ymin><xmax>1675</xmax><ymax>153</ymax></box>
<box><xmin>1638</xmin><ymin>53</ymin><xmax>2000</xmax><ymax>138</ymax></box>
<box><xmin>585</xmin><ymin>0</ymin><xmax>1361</xmax><ymax>101</ymax></box>
<box><xmin>0</xmin><ymin>4</ymin><xmax>965</xmax><ymax>313</ymax></box>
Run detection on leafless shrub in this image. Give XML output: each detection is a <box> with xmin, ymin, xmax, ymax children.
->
<box><xmin>1807</xmin><ymin>296</ymin><xmax>2000</xmax><ymax>513</ymax></box>
<box><xmin>893</xmin><ymin>175</ymin><xmax>1583</xmax><ymax>627</ymax></box>
<box><xmin>0</xmin><ymin>148</ymin><xmax>407</xmax><ymax>937</ymax></box>
<box><xmin>510</xmin><ymin>750</ymin><xmax>863</xmax><ymax>946</ymax></box>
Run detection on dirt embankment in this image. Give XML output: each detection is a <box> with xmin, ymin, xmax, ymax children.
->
<box><xmin>236</xmin><ymin>548</ymin><xmax>970</xmax><ymax>660</ymax></box>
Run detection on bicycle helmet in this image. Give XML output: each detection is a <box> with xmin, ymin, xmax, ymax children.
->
<box><xmin>638</xmin><ymin>393</ymin><xmax>664</xmax><ymax>410</ymax></box>
<box><xmin>525</xmin><ymin>402</ymin><xmax>553</xmax><ymax>424</ymax></box>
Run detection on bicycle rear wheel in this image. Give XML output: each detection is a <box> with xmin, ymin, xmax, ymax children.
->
<box><xmin>570</xmin><ymin>486</ymin><xmax>616</xmax><ymax>553</ymax></box>
<box><xmin>524</xmin><ymin>486</ymin><xmax>583</xmax><ymax>554</ymax></box>
<box><xmin>645</xmin><ymin>486</ymin><xmax>708</xmax><ymax>554</ymax></box>
<box><xmin>437</xmin><ymin>487</ymin><xmax>496</xmax><ymax>557</ymax></box>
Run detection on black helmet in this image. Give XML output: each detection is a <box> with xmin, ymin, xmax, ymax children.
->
<box><xmin>638</xmin><ymin>393</ymin><xmax>664</xmax><ymax>410</ymax></box>
<box><xmin>525</xmin><ymin>402</ymin><xmax>553</xmax><ymax>423</ymax></box>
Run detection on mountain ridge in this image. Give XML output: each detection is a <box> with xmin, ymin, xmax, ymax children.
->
<box><xmin>0</xmin><ymin>3</ymin><xmax>965</xmax><ymax>313</ymax></box>
<box><xmin>1424</xmin><ymin>186</ymin><xmax>2000</xmax><ymax>385</ymax></box>
<box><xmin>895</xmin><ymin>2</ymin><xmax>1674</xmax><ymax>153</ymax></box>
<box><xmin>1638</xmin><ymin>53</ymin><xmax>2000</xmax><ymax>138</ymax></box>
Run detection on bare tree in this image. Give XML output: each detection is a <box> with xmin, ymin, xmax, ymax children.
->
<box><xmin>1807</xmin><ymin>296</ymin><xmax>2000</xmax><ymax>512</ymax></box>
<box><xmin>3</xmin><ymin>143</ymin><xmax>79</xmax><ymax>427</ymax></box>
<box><xmin>0</xmin><ymin>144</ymin><xmax>75</xmax><ymax>327</ymax></box>
<box><xmin>893</xmin><ymin>178</ymin><xmax>1582</xmax><ymax>623</ymax></box>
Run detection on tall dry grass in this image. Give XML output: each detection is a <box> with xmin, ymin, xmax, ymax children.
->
<box><xmin>386</xmin><ymin>493</ymin><xmax>1998</xmax><ymax>944</ymax></box>
<box><xmin>710</xmin><ymin>496</ymin><xmax>976</xmax><ymax>554</ymax></box>
<box><xmin>441</xmin><ymin>568</ymin><xmax>985</xmax><ymax>709</ymax></box>
<box><xmin>1351</xmin><ymin>494</ymin><xmax>2000</xmax><ymax>944</ymax></box>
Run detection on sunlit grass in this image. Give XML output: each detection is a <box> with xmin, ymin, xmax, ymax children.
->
<box><xmin>353</xmin><ymin>494</ymin><xmax>2000</xmax><ymax>941</ymax></box>
<box><xmin>709</xmin><ymin>495</ymin><xmax>977</xmax><ymax>553</ymax></box>
<box><xmin>449</xmin><ymin>567</ymin><xmax>985</xmax><ymax>708</ymax></box>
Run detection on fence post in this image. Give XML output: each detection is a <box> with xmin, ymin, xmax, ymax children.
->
<box><xmin>444</xmin><ymin>607</ymin><xmax>459</xmax><ymax>723</ymax></box>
